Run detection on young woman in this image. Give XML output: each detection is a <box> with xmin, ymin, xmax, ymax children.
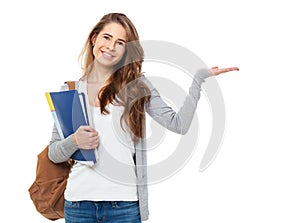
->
<box><xmin>48</xmin><ymin>13</ymin><xmax>239</xmax><ymax>223</ymax></box>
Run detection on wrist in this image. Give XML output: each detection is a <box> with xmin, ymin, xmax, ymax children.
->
<box><xmin>72</xmin><ymin>134</ymin><xmax>78</xmax><ymax>146</ymax></box>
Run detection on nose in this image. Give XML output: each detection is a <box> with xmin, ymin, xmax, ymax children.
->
<box><xmin>106</xmin><ymin>40</ymin><xmax>116</xmax><ymax>51</ymax></box>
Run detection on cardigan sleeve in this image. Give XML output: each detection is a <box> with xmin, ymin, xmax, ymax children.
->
<box><xmin>143</xmin><ymin>69</ymin><xmax>210</xmax><ymax>135</ymax></box>
<box><xmin>48</xmin><ymin>124</ymin><xmax>78</xmax><ymax>163</ymax></box>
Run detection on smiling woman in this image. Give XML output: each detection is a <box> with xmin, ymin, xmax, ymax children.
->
<box><xmin>47</xmin><ymin>12</ymin><xmax>238</xmax><ymax>223</ymax></box>
<box><xmin>91</xmin><ymin>23</ymin><xmax>127</xmax><ymax>68</ymax></box>
<box><xmin>87</xmin><ymin>22</ymin><xmax>128</xmax><ymax>107</ymax></box>
<box><xmin>78</xmin><ymin>13</ymin><xmax>149</xmax><ymax>140</ymax></box>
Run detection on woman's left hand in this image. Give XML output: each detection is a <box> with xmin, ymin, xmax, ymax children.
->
<box><xmin>209</xmin><ymin>66</ymin><xmax>239</xmax><ymax>76</ymax></box>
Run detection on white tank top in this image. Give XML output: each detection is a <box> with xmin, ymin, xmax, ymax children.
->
<box><xmin>64</xmin><ymin>104</ymin><xmax>138</xmax><ymax>201</ymax></box>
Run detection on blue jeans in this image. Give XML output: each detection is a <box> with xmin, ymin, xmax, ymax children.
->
<box><xmin>64</xmin><ymin>200</ymin><xmax>142</xmax><ymax>223</ymax></box>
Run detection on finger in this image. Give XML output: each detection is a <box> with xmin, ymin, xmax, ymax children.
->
<box><xmin>88</xmin><ymin>133</ymin><xmax>99</xmax><ymax>140</ymax></box>
<box><xmin>88</xmin><ymin>140</ymin><xmax>99</xmax><ymax>149</ymax></box>
<box><xmin>79</xmin><ymin>125</ymin><xmax>90</xmax><ymax>129</ymax></box>
<box><xmin>211</xmin><ymin>66</ymin><xmax>219</xmax><ymax>69</ymax></box>
<box><xmin>90</xmin><ymin>135</ymin><xmax>100</xmax><ymax>143</ymax></box>
<box><xmin>78</xmin><ymin>125</ymin><xmax>93</xmax><ymax>133</ymax></box>
<box><xmin>226</xmin><ymin>67</ymin><xmax>239</xmax><ymax>71</ymax></box>
<box><xmin>80</xmin><ymin>128</ymin><xmax>97</xmax><ymax>137</ymax></box>
<box><xmin>219</xmin><ymin>67</ymin><xmax>239</xmax><ymax>73</ymax></box>
<box><xmin>88</xmin><ymin>131</ymin><xmax>99</xmax><ymax>138</ymax></box>
<box><xmin>82</xmin><ymin>138</ymin><xmax>98</xmax><ymax>149</ymax></box>
<box><xmin>227</xmin><ymin>67</ymin><xmax>239</xmax><ymax>71</ymax></box>
<box><xmin>86</xmin><ymin>126</ymin><xmax>97</xmax><ymax>132</ymax></box>
<box><xmin>87</xmin><ymin>143</ymin><xmax>97</xmax><ymax>149</ymax></box>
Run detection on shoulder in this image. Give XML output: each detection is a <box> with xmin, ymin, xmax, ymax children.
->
<box><xmin>138</xmin><ymin>75</ymin><xmax>155</xmax><ymax>91</ymax></box>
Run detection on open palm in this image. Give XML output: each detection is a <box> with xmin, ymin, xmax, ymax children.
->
<box><xmin>209</xmin><ymin>66</ymin><xmax>239</xmax><ymax>76</ymax></box>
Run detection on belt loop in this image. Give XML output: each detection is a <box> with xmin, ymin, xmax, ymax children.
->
<box><xmin>111</xmin><ymin>201</ymin><xmax>117</xmax><ymax>208</ymax></box>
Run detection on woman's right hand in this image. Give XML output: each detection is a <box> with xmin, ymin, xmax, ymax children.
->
<box><xmin>73</xmin><ymin>126</ymin><xmax>99</xmax><ymax>149</ymax></box>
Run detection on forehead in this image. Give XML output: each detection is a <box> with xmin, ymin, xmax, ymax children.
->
<box><xmin>99</xmin><ymin>22</ymin><xmax>127</xmax><ymax>40</ymax></box>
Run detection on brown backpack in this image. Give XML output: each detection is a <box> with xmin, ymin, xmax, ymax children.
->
<box><xmin>28</xmin><ymin>81</ymin><xmax>75</xmax><ymax>221</ymax></box>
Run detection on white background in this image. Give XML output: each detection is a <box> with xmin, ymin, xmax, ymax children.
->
<box><xmin>1</xmin><ymin>0</ymin><xmax>300</xmax><ymax>222</ymax></box>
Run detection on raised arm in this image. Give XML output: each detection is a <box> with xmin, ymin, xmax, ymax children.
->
<box><xmin>143</xmin><ymin>66</ymin><xmax>239</xmax><ymax>134</ymax></box>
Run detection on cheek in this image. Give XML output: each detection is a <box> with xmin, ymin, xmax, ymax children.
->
<box><xmin>93</xmin><ymin>42</ymin><xmax>102</xmax><ymax>57</ymax></box>
<box><xmin>116</xmin><ymin>47</ymin><xmax>126</xmax><ymax>57</ymax></box>
<box><xmin>92</xmin><ymin>47</ymin><xmax>98</xmax><ymax>58</ymax></box>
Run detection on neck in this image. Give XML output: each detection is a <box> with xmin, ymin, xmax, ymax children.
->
<box><xmin>88</xmin><ymin>63</ymin><xmax>113</xmax><ymax>84</ymax></box>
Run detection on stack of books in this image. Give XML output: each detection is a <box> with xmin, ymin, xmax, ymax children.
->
<box><xmin>45</xmin><ymin>90</ymin><xmax>98</xmax><ymax>166</ymax></box>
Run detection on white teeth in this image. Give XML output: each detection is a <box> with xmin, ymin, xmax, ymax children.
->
<box><xmin>103</xmin><ymin>52</ymin><xmax>113</xmax><ymax>58</ymax></box>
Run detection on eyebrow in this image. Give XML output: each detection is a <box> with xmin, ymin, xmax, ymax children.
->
<box><xmin>103</xmin><ymin>33</ymin><xmax>126</xmax><ymax>43</ymax></box>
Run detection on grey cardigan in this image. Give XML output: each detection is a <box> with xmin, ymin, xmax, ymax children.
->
<box><xmin>48</xmin><ymin>69</ymin><xmax>209</xmax><ymax>221</ymax></box>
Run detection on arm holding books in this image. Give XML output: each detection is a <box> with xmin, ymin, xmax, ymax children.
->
<box><xmin>48</xmin><ymin>125</ymin><xmax>99</xmax><ymax>163</ymax></box>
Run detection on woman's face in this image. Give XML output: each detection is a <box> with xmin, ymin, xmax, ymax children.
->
<box><xmin>92</xmin><ymin>22</ymin><xmax>127</xmax><ymax>68</ymax></box>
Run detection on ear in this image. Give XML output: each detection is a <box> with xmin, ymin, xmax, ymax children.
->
<box><xmin>91</xmin><ymin>34</ymin><xmax>97</xmax><ymax>46</ymax></box>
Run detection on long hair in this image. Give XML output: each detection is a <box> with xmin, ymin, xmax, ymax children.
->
<box><xmin>79</xmin><ymin>13</ymin><xmax>150</xmax><ymax>140</ymax></box>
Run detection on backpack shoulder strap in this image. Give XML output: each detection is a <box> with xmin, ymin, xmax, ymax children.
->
<box><xmin>64</xmin><ymin>81</ymin><xmax>76</xmax><ymax>90</ymax></box>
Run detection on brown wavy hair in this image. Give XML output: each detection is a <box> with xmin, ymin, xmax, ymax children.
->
<box><xmin>79</xmin><ymin>13</ymin><xmax>150</xmax><ymax>140</ymax></box>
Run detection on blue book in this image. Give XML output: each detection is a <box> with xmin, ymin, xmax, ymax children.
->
<box><xmin>47</xmin><ymin>90</ymin><xmax>98</xmax><ymax>165</ymax></box>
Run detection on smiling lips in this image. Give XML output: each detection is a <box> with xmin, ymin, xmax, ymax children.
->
<box><xmin>101</xmin><ymin>51</ymin><xmax>115</xmax><ymax>59</ymax></box>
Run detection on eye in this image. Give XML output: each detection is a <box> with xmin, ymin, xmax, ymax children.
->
<box><xmin>117</xmin><ymin>41</ymin><xmax>125</xmax><ymax>46</ymax></box>
<box><xmin>103</xmin><ymin>35</ymin><xmax>110</xmax><ymax>40</ymax></box>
